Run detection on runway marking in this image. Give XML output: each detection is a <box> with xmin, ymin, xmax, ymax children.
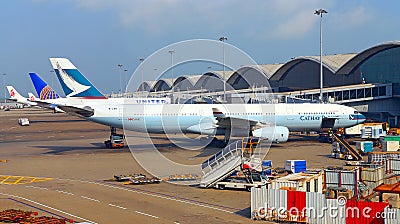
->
<box><xmin>81</xmin><ymin>195</ymin><xmax>100</xmax><ymax>202</ymax></box>
<box><xmin>135</xmin><ymin>210</ymin><xmax>159</xmax><ymax>219</ymax></box>
<box><xmin>99</xmin><ymin>183</ymin><xmax>234</xmax><ymax>213</ymax></box>
<box><xmin>54</xmin><ymin>178</ymin><xmax>239</xmax><ymax>214</ymax></box>
<box><xmin>0</xmin><ymin>175</ymin><xmax>52</xmax><ymax>185</ymax></box>
<box><xmin>108</xmin><ymin>203</ymin><xmax>127</xmax><ymax>210</ymax></box>
<box><xmin>25</xmin><ymin>185</ymin><xmax>48</xmax><ymax>190</ymax></box>
<box><xmin>0</xmin><ymin>192</ymin><xmax>97</xmax><ymax>224</ymax></box>
<box><xmin>55</xmin><ymin>190</ymin><xmax>74</xmax><ymax>195</ymax></box>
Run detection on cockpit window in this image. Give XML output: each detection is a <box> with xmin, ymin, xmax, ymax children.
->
<box><xmin>354</xmin><ymin>111</ymin><xmax>358</xmax><ymax>114</ymax></box>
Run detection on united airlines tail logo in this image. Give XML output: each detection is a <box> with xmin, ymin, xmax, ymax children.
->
<box><xmin>56</xmin><ymin>62</ymin><xmax>90</xmax><ymax>97</ymax></box>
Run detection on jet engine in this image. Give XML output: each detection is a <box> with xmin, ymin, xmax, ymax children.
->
<box><xmin>252</xmin><ymin>126</ymin><xmax>289</xmax><ymax>143</ymax></box>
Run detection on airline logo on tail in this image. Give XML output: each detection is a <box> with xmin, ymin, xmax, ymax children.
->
<box><xmin>56</xmin><ymin>62</ymin><xmax>90</xmax><ymax>97</ymax></box>
<box><xmin>9</xmin><ymin>89</ymin><xmax>15</xmax><ymax>98</ymax></box>
<box><xmin>29</xmin><ymin>73</ymin><xmax>60</xmax><ymax>100</ymax></box>
<box><xmin>50</xmin><ymin>58</ymin><xmax>106</xmax><ymax>99</ymax></box>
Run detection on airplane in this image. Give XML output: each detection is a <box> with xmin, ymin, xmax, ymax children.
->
<box><xmin>6</xmin><ymin>86</ymin><xmax>38</xmax><ymax>107</ymax></box>
<box><xmin>45</xmin><ymin>58</ymin><xmax>366</xmax><ymax>144</ymax></box>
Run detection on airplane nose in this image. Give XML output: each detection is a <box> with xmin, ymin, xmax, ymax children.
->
<box><xmin>358</xmin><ymin>113</ymin><xmax>366</xmax><ymax>124</ymax></box>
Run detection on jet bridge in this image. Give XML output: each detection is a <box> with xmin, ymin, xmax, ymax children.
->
<box><xmin>199</xmin><ymin>137</ymin><xmax>261</xmax><ymax>188</ymax></box>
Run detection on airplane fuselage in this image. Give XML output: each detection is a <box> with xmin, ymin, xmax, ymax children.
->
<box><xmin>61</xmin><ymin>99</ymin><xmax>364</xmax><ymax>134</ymax></box>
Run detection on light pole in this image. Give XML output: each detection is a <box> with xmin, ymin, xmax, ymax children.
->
<box><xmin>124</xmin><ymin>69</ymin><xmax>128</xmax><ymax>96</ymax></box>
<box><xmin>219</xmin><ymin>36</ymin><xmax>227</xmax><ymax>101</ymax></box>
<box><xmin>168</xmin><ymin>50</ymin><xmax>175</xmax><ymax>103</ymax></box>
<box><xmin>117</xmin><ymin>64</ymin><xmax>123</xmax><ymax>95</ymax></box>
<box><xmin>2</xmin><ymin>73</ymin><xmax>6</xmax><ymax>103</ymax></box>
<box><xmin>139</xmin><ymin>58</ymin><xmax>144</xmax><ymax>92</ymax></box>
<box><xmin>314</xmin><ymin>9</ymin><xmax>327</xmax><ymax>102</ymax></box>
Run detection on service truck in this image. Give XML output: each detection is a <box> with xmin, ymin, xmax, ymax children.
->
<box><xmin>104</xmin><ymin>133</ymin><xmax>124</xmax><ymax>149</ymax></box>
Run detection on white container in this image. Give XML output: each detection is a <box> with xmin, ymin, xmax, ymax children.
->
<box><xmin>383</xmin><ymin>141</ymin><xmax>399</xmax><ymax>152</ymax></box>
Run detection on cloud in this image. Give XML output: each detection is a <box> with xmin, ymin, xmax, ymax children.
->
<box><xmin>69</xmin><ymin>0</ymin><xmax>331</xmax><ymax>39</ymax></box>
<box><xmin>333</xmin><ymin>6</ymin><xmax>372</xmax><ymax>29</ymax></box>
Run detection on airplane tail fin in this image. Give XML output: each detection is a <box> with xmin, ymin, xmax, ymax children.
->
<box><xmin>28</xmin><ymin>92</ymin><xmax>37</xmax><ymax>101</ymax></box>
<box><xmin>29</xmin><ymin>73</ymin><xmax>60</xmax><ymax>100</ymax></box>
<box><xmin>6</xmin><ymin>86</ymin><xmax>25</xmax><ymax>101</ymax></box>
<box><xmin>49</xmin><ymin>58</ymin><xmax>106</xmax><ymax>99</ymax></box>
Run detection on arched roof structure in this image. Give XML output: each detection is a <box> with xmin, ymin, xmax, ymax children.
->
<box><xmin>226</xmin><ymin>66</ymin><xmax>271</xmax><ymax>90</ymax></box>
<box><xmin>336</xmin><ymin>41</ymin><xmax>400</xmax><ymax>75</ymax></box>
<box><xmin>136</xmin><ymin>41</ymin><xmax>400</xmax><ymax>94</ymax></box>
<box><xmin>152</xmin><ymin>79</ymin><xmax>173</xmax><ymax>92</ymax></box>
<box><xmin>193</xmin><ymin>72</ymin><xmax>224</xmax><ymax>91</ymax></box>
<box><xmin>137</xmin><ymin>81</ymin><xmax>155</xmax><ymax>92</ymax></box>
<box><xmin>269</xmin><ymin>54</ymin><xmax>356</xmax><ymax>82</ymax></box>
<box><xmin>173</xmin><ymin>75</ymin><xmax>201</xmax><ymax>91</ymax></box>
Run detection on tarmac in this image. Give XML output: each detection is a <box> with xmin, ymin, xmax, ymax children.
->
<box><xmin>0</xmin><ymin>108</ymin><xmax>345</xmax><ymax>223</ymax></box>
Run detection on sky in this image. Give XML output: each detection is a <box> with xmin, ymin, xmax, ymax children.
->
<box><xmin>1</xmin><ymin>0</ymin><xmax>399</xmax><ymax>98</ymax></box>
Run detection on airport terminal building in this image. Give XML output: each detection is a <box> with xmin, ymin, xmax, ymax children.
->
<box><xmin>135</xmin><ymin>41</ymin><xmax>400</xmax><ymax>127</ymax></box>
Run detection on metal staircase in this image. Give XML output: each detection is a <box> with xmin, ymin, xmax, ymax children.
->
<box><xmin>199</xmin><ymin>138</ymin><xmax>260</xmax><ymax>188</ymax></box>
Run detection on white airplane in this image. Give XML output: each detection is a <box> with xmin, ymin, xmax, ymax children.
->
<box><xmin>45</xmin><ymin>58</ymin><xmax>366</xmax><ymax>144</ymax></box>
<box><xmin>6</xmin><ymin>86</ymin><xmax>38</xmax><ymax>107</ymax></box>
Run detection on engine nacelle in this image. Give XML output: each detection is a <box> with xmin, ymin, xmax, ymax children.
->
<box><xmin>252</xmin><ymin>126</ymin><xmax>289</xmax><ymax>143</ymax></box>
<box><xmin>186</xmin><ymin>123</ymin><xmax>216</xmax><ymax>135</ymax></box>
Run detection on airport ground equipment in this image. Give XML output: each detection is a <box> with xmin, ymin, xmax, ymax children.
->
<box><xmin>18</xmin><ymin>118</ymin><xmax>29</xmax><ymax>126</ymax></box>
<box><xmin>104</xmin><ymin>127</ymin><xmax>124</xmax><ymax>149</ymax></box>
<box><xmin>214</xmin><ymin>170</ymin><xmax>268</xmax><ymax>191</ymax></box>
<box><xmin>331</xmin><ymin>133</ymin><xmax>363</xmax><ymax>161</ymax></box>
<box><xmin>199</xmin><ymin>137</ymin><xmax>266</xmax><ymax>189</ymax></box>
<box><xmin>113</xmin><ymin>173</ymin><xmax>161</xmax><ymax>185</ymax></box>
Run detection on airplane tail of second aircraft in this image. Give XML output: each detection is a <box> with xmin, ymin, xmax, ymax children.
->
<box><xmin>49</xmin><ymin>58</ymin><xmax>107</xmax><ymax>99</ymax></box>
<box><xmin>6</xmin><ymin>86</ymin><xmax>25</xmax><ymax>101</ymax></box>
<box><xmin>29</xmin><ymin>73</ymin><xmax>60</xmax><ymax>100</ymax></box>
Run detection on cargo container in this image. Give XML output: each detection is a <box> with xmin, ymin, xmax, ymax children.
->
<box><xmin>324</xmin><ymin>168</ymin><xmax>359</xmax><ymax>196</ymax></box>
<box><xmin>271</xmin><ymin>172</ymin><xmax>323</xmax><ymax>193</ymax></box>
<box><xmin>361</xmin><ymin>125</ymin><xmax>386</xmax><ymax>139</ymax></box>
<box><xmin>383</xmin><ymin>193</ymin><xmax>400</xmax><ymax>208</ymax></box>
<box><xmin>361</xmin><ymin>166</ymin><xmax>384</xmax><ymax>182</ymax></box>
<box><xmin>355</xmin><ymin>141</ymin><xmax>373</xmax><ymax>153</ymax></box>
<box><xmin>385</xmin><ymin>135</ymin><xmax>400</xmax><ymax>143</ymax></box>
<box><xmin>284</xmin><ymin>160</ymin><xmax>306</xmax><ymax>173</ymax></box>
<box><xmin>388</xmin><ymin>159</ymin><xmax>400</xmax><ymax>175</ymax></box>
<box><xmin>261</xmin><ymin>160</ymin><xmax>272</xmax><ymax>175</ymax></box>
<box><xmin>382</xmin><ymin>140</ymin><xmax>399</xmax><ymax>152</ymax></box>
<box><xmin>368</xmin><ymin>152</ymin><xmax>400</xmax><ymax>164</ymax></box>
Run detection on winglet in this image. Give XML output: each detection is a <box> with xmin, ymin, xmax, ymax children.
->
<box><xmin>49</xmin><ymin>58</ymin><xmax>107</xmax><ymax>99</ymax></box>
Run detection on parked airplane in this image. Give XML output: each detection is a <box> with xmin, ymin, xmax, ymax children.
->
<box><xmin>46</xmin><ymin>58</ymin><xmax>366</xmax><ymax>144</ymax></box>
<box><xmin>6</xmin><ymin>86</ymin><xmax>37</xmax><ymax>107</ymax></box>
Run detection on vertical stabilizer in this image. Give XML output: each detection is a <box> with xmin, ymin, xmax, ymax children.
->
<box><xmin>29</xmin><ymin>73</ymin><xmax>60</xmax><ymax>100</ymax></box>
<box><xmin>49</xmin><ymin>58</ymin><xmax>106</xmax><ymax>98</ymax></box>
<box><xmin>6</xmin><ymin>86</ymin><xmax>24</xmax><ymax>101</ymax></box>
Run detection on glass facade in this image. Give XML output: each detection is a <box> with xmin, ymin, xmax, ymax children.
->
<box><xmin>355</xmin><ymin>47</ymin><xmax>400</xmax><ymax>84</ymax></box>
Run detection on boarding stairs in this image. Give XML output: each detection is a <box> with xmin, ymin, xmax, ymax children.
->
<box><xmin>332</xmin><ymin>133</ymin><xmax>363</xmax><ymax>161</ymax></box>
<box><xmin>199</xmin><ymin>137</ymin><xmax>260</xmax><ymax>188</ymax></box>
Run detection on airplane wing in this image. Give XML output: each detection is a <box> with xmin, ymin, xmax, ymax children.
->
<box><xmin>212</xmin><ymin>108</ymin><xmax>267</xmax><ymax>131</ymax></box>
<box><xmin>56</xmin><ymin>105</ymin><xmax>94</xmax><ymax>117</ymax></box>
<box><xmin>30</xmin><ymin>99</ymin><xmax>92</xmax><ymax>117</ymax></box>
